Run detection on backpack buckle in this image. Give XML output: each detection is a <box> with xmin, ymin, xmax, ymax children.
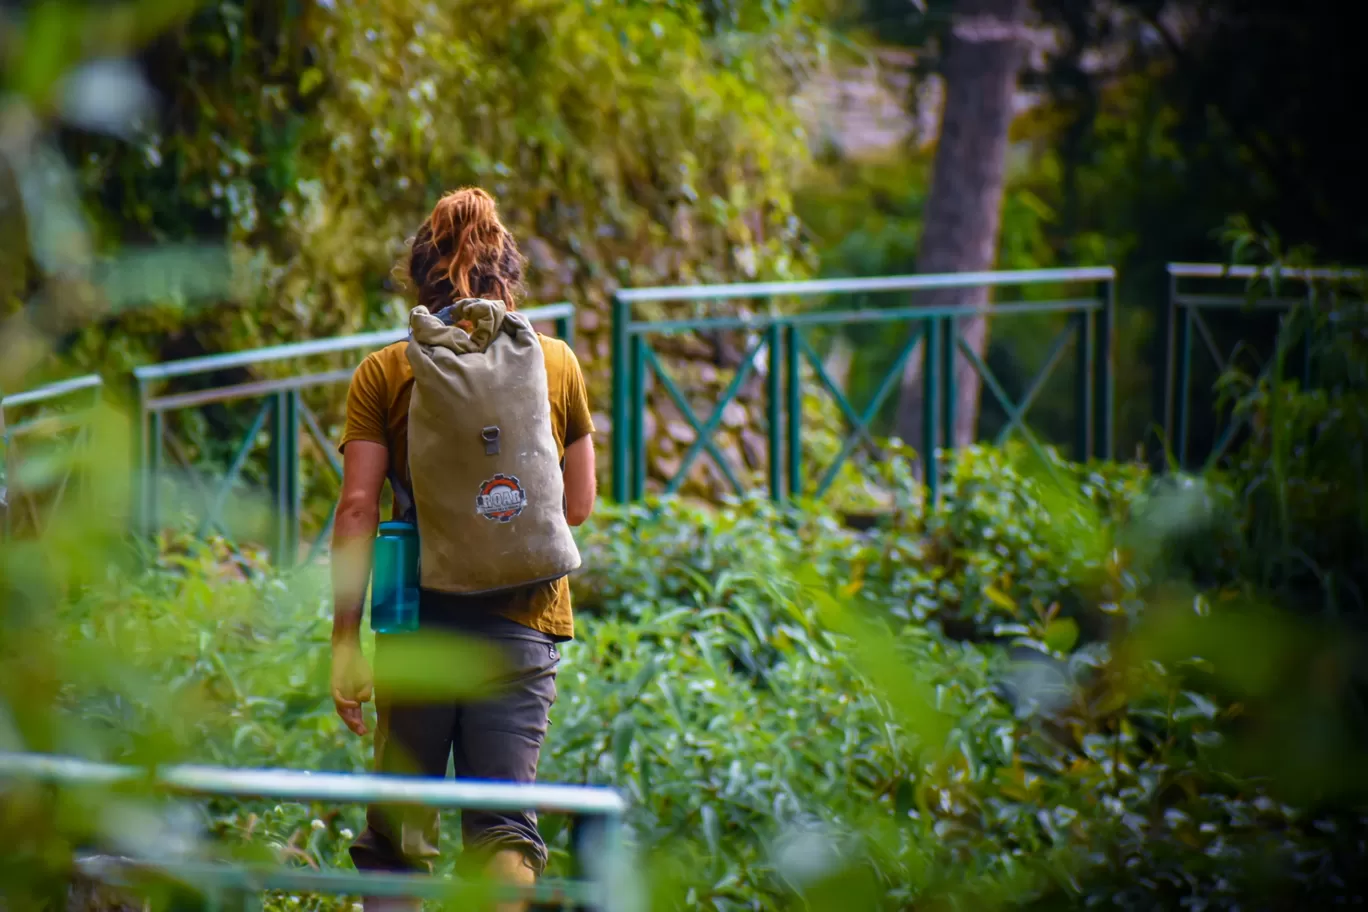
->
<box><xmin>482</xmin><ymin>426</ymin><xmax>501</xmax><ymax>456</ymax></box>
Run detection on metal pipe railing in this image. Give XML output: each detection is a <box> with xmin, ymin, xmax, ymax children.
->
<box><xmin>0</xmin><ymin>751</ymin><xmax>633</xmax><ymax>911</ymax></box>
<box><xmin>14</xmin><ymin>261</ymin><xmax>1361</xmax><ymax>540</ymax></box>
<box><xmin>611</xmin><ymin>267</ymin><xmax>1117</xmax><ymax>505</ymax></box>
<box><xmin>129</xmin><ymin>303</ymin><xmax>576</xmax><ymax>565</ymax></box>
<box><xmin>1</xmin><ymin>374</ymin><xmax>104</xmax><ymax>412</ymax></box>
<box><xmin>1166</xmin><ymin>263</ymin><xmax>1363</xmax><ymax>281</ymax></box>
<box><xmin>1161</xmin><ymin>262</ymin><xmax>1363</xmax><ymax>469</ymax></box>
<box><xmin>614</xmin><ymin>266</ymin><xmax>1117</xmax><ymax>304</ymax></box>
<box><xmin>130</xmin><ymin>303</ymin><xmax>577</xmax><ymax>384</ymax></box>
<box><xmin>2</xmin><ymin>374</ymin><xmax>104</xmax><ymax>541</ymax></box>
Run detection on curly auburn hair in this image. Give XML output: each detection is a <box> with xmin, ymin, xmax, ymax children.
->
<box><xmin>399</xmin><ymin>187</ymin><xmax>526</xmax><ymax>313</ymax></box>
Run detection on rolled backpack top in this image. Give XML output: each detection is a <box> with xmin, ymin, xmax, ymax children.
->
<box><xmin>398</xmin><ymin>298</ymin><xmax>581</xmax><ymax>595</ymax></box>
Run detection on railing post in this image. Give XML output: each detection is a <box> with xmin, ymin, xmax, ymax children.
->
<box><xmin>1074</xmin><ymin>308</ymin><xmax>1095</xmax><ymax>462</ymax></box>
<box><xmin>577</xmin><ymin>809</ymin><xmax>633</xmax><ymax>912</ymax></box>
<box><xmin>270</xmin><ymin>391</ymin><xmax>300</xmax><ymax>568</ymax></box>
<box><xmin>611</xmin><ymin>295</ymin><xmax>630</xmax><ymax>504</ymax></box>
<box><xmin>147</xmin><ymin>409</ymin><xmax>164</xmax><ymax>544</ymax></box>
<box><xmin>286</xmin><ymin>390</ymin><xmax>301</xmax><ymax>567</ymax></box>
<box><xmin>73</xmin><ymin>382</ymin><xmax>98</xmax><ymax>520</ymax></box>
<box><xmin>224</xmin><ymin>887</ymin><xmax>259</xmax><ymax>912</ymax></box>
<box><xmin>1096</xmin><ymin>277</ymin><xmax>1115</xmax><ymax>460</ymax></box>
<box><xmin>921</xmin><ymin>317</ymin><xmax>941</xmax><ymax>504</ymax></box>
<box><xmin>132</xmin><ymin>378</ymin><xmax>148</xmax><ymax>543</ymax></box>
<box><xmin>1174</xmin><ymin>304</ymin><xmax>1193</xmax><ymax>468</ymax></box>
<box><xmin>629</xmin><ymin>335</ymin><xmax>646</xmax><ymax>502</ymax></box>
<box><xmin>766</xmin><ymin>322</ymin><xmax>783</xmax><ymax>503</ymax></box>
<box><xmin>941</xmin><ymin>317</ymin><xmax>956</xmax><ymax>455</ymax></box>
<box><xmin>785</xmin><ymin>325</ymin><xmax>802</xmax><ymax>501</ymax></box>
<box><xmin>1301</xmin><ymin>283</ymin><xmax>1317</xmax><ymax>391</ymax></box>
<box><xmin>1158</xmin><ymin>269</ymin><xmax>1178</xmax><ymax>462</ymax></box>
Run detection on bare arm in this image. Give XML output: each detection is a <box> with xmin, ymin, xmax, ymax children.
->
<box><xmin>563</xmin><ymin>433</ymin><xmax>596</xmax><ymax>526</ymax></box>
<box><xmin>330</xmin><ymin>440</ymin><xmax>389</xmax><ymax>645</ymax></box>
<box><xmin>330</xmin><ymin>440</ymin><xmax>388</xmax><ymax>736</ymax></box>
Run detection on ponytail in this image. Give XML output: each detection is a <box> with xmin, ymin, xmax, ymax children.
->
<box><xmin>402</xmin><ymin>187</ymin><xmax>526</xmax><ymax>312</ymax></box>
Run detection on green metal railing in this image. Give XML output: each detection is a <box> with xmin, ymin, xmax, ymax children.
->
<box><xmin>1</xmin><ymin>374</ymin><xmax>104</xmax><ymax>540</ymax></box>
<box><xmin>1161</xmin><ymin>263</ymin><xmax>1363</xmax><ymax>470</ymax></box>
<box><xmin>611</xmin><ymin>268</ymin><xmax>1115</xmax><ymax>504</ymax></box>
<box><xmin>0</xmin><ymin>751</ymin><xmax>632</xmax><ymax>911</ymax></box>
<box><xmin>132</xmin><ymin>304</ymin><xmax>574</xmax><ymax>567</ymax></box>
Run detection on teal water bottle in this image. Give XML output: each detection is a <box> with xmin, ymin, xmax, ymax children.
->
<box><xmin>371</xmin><ymin>520</ymin><xmax>420</xmax><ymax>634</ymax></box>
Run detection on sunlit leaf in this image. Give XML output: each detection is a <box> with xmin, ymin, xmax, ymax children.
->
<box><xmin>1042</xmin><ymin>617</ymin><xmax>1079</xmax><ymax>654</ymax></box>
<box><xmin>983</xmin><ymin>585</ymin><xmax>1016</xmax><ymax>613</ymax></box>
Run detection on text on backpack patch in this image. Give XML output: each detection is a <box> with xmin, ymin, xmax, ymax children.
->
<box><xmin>475</xmin><ymin>474</ymin><xmax>527</xmax><ymax>523</ymax></box>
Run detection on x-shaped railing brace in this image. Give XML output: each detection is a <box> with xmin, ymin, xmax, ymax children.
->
<box><xmin>641</xmin><ymin>342</ymin><xmax>764</xmax><ymax>497</ymax></box>
<box><xmin>794</xmin><ymin>327</ymin><xmax>921</xmax><ymax>497</ymax></box>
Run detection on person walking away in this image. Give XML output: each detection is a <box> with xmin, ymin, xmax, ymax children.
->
<box><xmin>328</xmin><ymin>187</ymin><xmax>597</xmax><ymax>912</ymax></box>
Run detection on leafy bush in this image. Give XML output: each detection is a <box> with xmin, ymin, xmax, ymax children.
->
<box><xmin>8</xmin><ymin>427</ymin><xmax>1367</xmax><ymax>911</ymax></box>
<box><xmin>54</xmin><ymin>0</ymin><xmax>830</xmax><ymax>397</ymax></box>
<box><xmin>6</xmin><ymin>235</ymin><xmax>1368</xmax><ymax>906</ymax></box>
<box><xmin>574</xmin><ymin>443</ymin><xmax>1154</xmax><ymax>642</ymax></box>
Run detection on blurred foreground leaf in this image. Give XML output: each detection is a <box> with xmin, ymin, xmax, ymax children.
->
<box><xmin>373</xmin><ymin>631</ymin><xmax>506</xmax><ymax>703</ymax></box>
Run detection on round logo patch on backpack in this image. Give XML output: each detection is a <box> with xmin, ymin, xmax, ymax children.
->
<box><xmin>475</xmin><ymin>474</ymin><xmax>527</xmax><ymax>523</ymax></box>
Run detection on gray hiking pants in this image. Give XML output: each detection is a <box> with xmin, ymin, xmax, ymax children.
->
<box><xmin>349</xmin><ymin>592</ymin><xmax>562</xmax><ymax>875</ymax></box>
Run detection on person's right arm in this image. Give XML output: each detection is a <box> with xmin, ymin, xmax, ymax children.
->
<box><xmin>330</xmin><ymin>440</ymin><xmax>387</xmax><ymax>736</ymax></box>
<box><xmin>330</xmin><ymin>357</ymin><xmax>390</xmax><ymax>736</ymax></box>
<box><xmin>331</xmin><ymin>441</ymin><xmax>388</xmax><ymax>645</ymax></box>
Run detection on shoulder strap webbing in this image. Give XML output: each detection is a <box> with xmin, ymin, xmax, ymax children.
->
<box><xmin>390</xmin><ymin>331</ymin><xmax>418</xmax><ymax>525</ymax></box>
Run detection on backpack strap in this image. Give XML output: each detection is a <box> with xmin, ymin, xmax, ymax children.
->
<box><xmin>388</xmin><ymin>469</ymin><xmax>417</xmax><ymax>525</ymax></box>
<box><xmin>390</xmin><ymin>330</ymin><xmax>418</xmax><ymax>526</ymax></box>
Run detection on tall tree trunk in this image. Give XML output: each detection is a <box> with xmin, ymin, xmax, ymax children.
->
<box><xmin>894</xmin><ymin>0</ymin><xmax>1029</xmax><ymax>450</ymax></box>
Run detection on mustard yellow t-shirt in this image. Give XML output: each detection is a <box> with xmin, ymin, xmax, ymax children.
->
<box><xmin>339</xmin><ymin>335</ymin><xmax>594</xmax><ymax>640</ymax></box>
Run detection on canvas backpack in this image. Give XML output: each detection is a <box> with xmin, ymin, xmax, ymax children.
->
<box><xmin>391</xmin><ymin>298</ymin><xmax>581</xmax><ymax>595</ymax></box>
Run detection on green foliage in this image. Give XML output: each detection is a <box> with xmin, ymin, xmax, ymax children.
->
<box><xmin>52</xmin><ymin>0</ymin><xmax>828</xmax><ymax>394</ymax></box>
<box><xmin>8</xmin><ymin>429</ymin><xmax>1368</xmax><ymax>910</ymax></box>
<box><xmin>17</xmin><ymin>0</ymin><xmax>838</xmax><ymax>510</ymax></box>
<box><xmin>5</xmin><ymin>7</ymin><xmax>1368</xmax><ymax>911</ymax></box>
<box><xmin>0</xmin><ymin>0</ymin><xmax>241</xmax><ymax>396</ymax></box>
<box><xmin>5</xmin><ymin>276</ymin><xmax>1368</xmax><ymax>907</ymax></box>
<box><xmin>1204</xmin><ymin>222</ymin><xmax>1368</xmax><ymax>617</ymax></box>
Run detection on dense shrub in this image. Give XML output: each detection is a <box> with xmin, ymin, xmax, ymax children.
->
<box><xmin>8</xmin><ymin>436</ymin><xmax>1361</xmax><ymax>911</ymax></box>
<box><xmin>8</xmin><ymin>259</ymin><xmax>1368</xmax><ymax>906</ymax></box>
<box><xmin>574</xmin><ymin>444</ymin><xmax>1155</xmax><ymax>641</ymax></box>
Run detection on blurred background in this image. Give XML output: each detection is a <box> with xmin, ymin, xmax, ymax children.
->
<box><xmin>2</xmin><ymin>0</ymin><xmax>1366</xmax><ymax>910</ymax></box>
